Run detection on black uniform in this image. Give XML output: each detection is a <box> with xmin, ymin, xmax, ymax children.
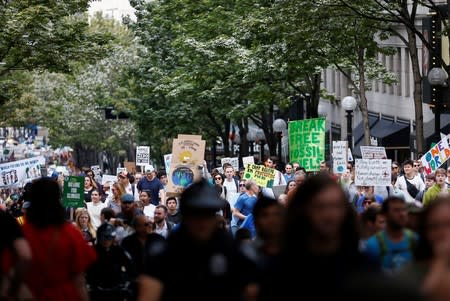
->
<box><xmin>143</xmin><ymin>226</ymin><xmax>252</xmax><ymax>301</ymax></box>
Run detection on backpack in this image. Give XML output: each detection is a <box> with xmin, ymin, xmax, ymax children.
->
<box><xmin>375</xmin><ymin>229</ymin><xmax>416</xmax><ymax>262</ymax></box>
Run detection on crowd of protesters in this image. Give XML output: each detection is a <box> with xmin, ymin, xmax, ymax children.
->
<box><xmin>2</xmin><ymin>156</ymin><xmax>450</xmax><ymax>301</ymax></box>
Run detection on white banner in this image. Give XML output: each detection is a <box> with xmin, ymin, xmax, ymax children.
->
<box><xmin>360</xmin><ymin>146</ymin><xmax>387</xmax><ymax>159</ymax></box>
<box><xmin>355</xmin><ymin>159</ymin><xmax>391</xmax><ymax>186</ymax></box>
<box><xmin>136</xmin><ymin>146</ymin><xmax>150</xmax><ymax>166</ymax></box>
<box><xmin>332</xmin><ymin>141</ymin><xmax>347</xmax><ymax>174</ymax></box>
<box><xmin>0</xmin><ymin>156</ymin><xmax>46</xmax><ymax>187</ymax></box>
<box><xmin>116</xmin><ymin>167</ymin><xmax>127</xmax><ymax>175</ymax></box>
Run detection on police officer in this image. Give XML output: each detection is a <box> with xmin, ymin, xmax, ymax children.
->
<box><xmin>137</xmin><ymin>179</ymin><xmax>253</xmax><ymax>301</ymax></box>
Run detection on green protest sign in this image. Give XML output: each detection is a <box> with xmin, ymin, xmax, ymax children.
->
<box><xmin>288</xmin><ymin>118</ymin><xmax>326</xmax><ymax>172</ymax></box>
<box><xmin>62</xmin><ymin>176</ymin><xmax>85</xmax><ymax>208</ymax></box>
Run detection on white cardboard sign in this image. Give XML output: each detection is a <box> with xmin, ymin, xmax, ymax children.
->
<box><xmin>360</xmin><ymin>146</ymin><xmax>387</xmax><ymax>159</ymax></box>
<box><xmin>136</xmin><ymin>146</ymin><xmax>150</xmax><ymax>166</ymax></box>
<box><xmin>332</xmin><ymin>141</ymin><xmax>347</xmax><ymax>174</ymax></box>
<box><xmin>355</xmin><ymin>159</ymin><xmax>391</xmax><ymax>186</ymax></box>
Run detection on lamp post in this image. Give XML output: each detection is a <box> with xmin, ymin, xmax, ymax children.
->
<box><xmin>247</xmin><ymin>130</ymin><xmax>256</xmax><ymax>156</ymax></box>
<box><xmin>273</xmin><ymin>119</ymin><xmax>287</xmax><ymax>167</ymax></box>
<box><xmin>256</xmin><ymin>129</ymin><xmax>265</xmax><ymax>163</ymax></box>
<box><xmin>342</xmin><ymin>96</ymin><xmax>357</xmax><ymax>152</ymax></box>
<box><xmin>427</xmin><ymin>67</ymin><xmax>448</xmax><ymax>143</ymax></box>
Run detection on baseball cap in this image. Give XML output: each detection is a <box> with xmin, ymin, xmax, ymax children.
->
<box><xmin>118</xmin><ymin>171</ymin><xmax>129</xmax><ymax>178</ymax></box>
<box><xmin>121</xmin><ymin>193</ymin><xmax>135</xmax><ymax>203</ymax></box>
<box><xmin>97</xmin><ymin>223</ymin><xmax>116</xmax><ymax>241</ymax></box>
<box><xmin>145</xmin><ymin>165</ymin><xmax>155</xmax><ymax>173</ymax></box>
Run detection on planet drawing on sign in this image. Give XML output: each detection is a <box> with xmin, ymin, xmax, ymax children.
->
<box><xmin>337</xmin><ymin>166</ymin><xmax>344</xmax><ymax>173</ymax></box>
<box><xmin>172</xmin><ymin>166</ymin><xmax>194</xmax><ymax>188</ymax></box>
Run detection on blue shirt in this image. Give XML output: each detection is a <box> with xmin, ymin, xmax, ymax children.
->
<box><xmin>363</xmin><ymin>230</ymin><xmax>417</xmax><ymax>273</ymax></box>
<box><xmin>233</xmin><ymin>193</ymin><xmax>257</xmax><ymax>228</ymax></box>
<box><xmin>137</xmin><ymin>177</ymin><xmax>164</xmax><ymax>206</ymax></box>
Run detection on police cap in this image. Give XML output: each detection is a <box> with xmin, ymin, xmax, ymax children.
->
<box><xmin>179</xmin><ymin>179</ymin><xmax>226</xmax><ymax>214</ymax></box>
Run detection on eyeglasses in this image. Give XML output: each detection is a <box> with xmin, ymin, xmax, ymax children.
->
<box><xmin>363</xmin><ymin>201</ymin><xmax>372</xmax><ymax>205</ymax></box>
<box><xmin>215</xmin><ymin>177</ymin><xmax>222</xmax><ymax>180</ymax></box>
<box><xmin>414</xmin><ymin>164</ymin><xmax>420</xmax><ymax>167</ymax></box>
<box><xmin>239</xmin><ymin>183</ymin><xmax>245</xmax><ymax>187</ymax></box>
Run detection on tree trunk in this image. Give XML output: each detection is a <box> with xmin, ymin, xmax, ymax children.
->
<box><xmin>358</xmin><ymin>47</ymin><xmax>371</xmax><ymax>146</ymax></box>
<box><xmin>238</xmin><ymin>118</ymin><xmax>249</xmax><ymax>157</ymax></box>
<box><xmin>222</xmin><ymin>118</ymin><xmax>231</xmax><ymax>157</ymax></box>
<box><xmin>311</xmin><ymin>73</ymin><xmax>321</xmax><ymax>118</ymax></box>
<box><xmin>406</xmin><ymin>27</ymin><xmax>425</xmax><ymax>154</ymax></box>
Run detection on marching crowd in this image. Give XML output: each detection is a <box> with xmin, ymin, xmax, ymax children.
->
<box><xmin>2</xmin><ymin>156</ymin><xmax>450</xmax><ymax>301</ymax></box>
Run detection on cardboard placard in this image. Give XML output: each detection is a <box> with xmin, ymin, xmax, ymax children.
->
<box><xmin>355</xmin><ymin>159</ymin><xmax>391</xmax><ymax>186</ymax></box>
<box><xmin>62</xmin><ymin>176</ymin><xmax>85</xmax><ymax>208</ymax></box>
<box><xmin>420</xmin><ymin>137</ymin><xmax>450</xmax><ymax>174</ymax></box>
<box><xmin>332</xmin><ymin>141</ymin><xmax>348</xmax><ymax>174</ymax></box>
<box><xmin>167</xmin><ymin>135</ymin><xmax>206</xmax><ymax>194</ymax></box>
<box><xmin>289</xmin><ymin>118</ymin><xmax>326</xmax><ymax>172</ymax></box>
<box><xmin>177</xmin><ymin>134</ymin><xmax>202</xmax><ymax>140</ymax></box>
<box><xmin>102</xmin><ymin>174</ymin><xmax>117</xmax><ymax>185</ymax></box>
<box><xmin>124</xmin><ymin>161</ymin><xmax>136</xmax><ymax>173</ymax></box>
<box><xmin>360</xmin><ymin>146</ymin><xmax>387</xmax><ymax>159</ymax></box>
<box><xmin>242</xmin><ymin>156</ymin><xmax>255</xmax><ymax>166</ymax></box>
<box><xmin>243</xmin><ymin>164</ymin><xmax>276</xmax><ymax>188</ymax></box>
<box><xmin>221</xmin><ymin>157</ymin><xmax>239</xmax><ymax>171</ymax></box>
<box><xmin>116</xmin><ymin>167</ymin><xmax>127</xmax><ymax>175</ymax></box>
<box><xmin>136</xmin><ymin>146</ymin><xmax>150</xmax><ymax>166</ymax></box>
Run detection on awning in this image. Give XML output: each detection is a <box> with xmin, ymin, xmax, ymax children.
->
<box><xmin>353</xmin><ymin>117</ymin><xmax>410</xmax><ymax>157</ymax></box>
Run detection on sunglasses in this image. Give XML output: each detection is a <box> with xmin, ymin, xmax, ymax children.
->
<box><xmin>215</xmin><ymin>177</ymin><xmax>222</xmax><ymax>180</ymax></box>
<box><xmin>414</xmin><ymin>164</ymin><xmax>420</xmax><ymax>167</ymax></box>
<box><xmin>239</xmin><ymin>183</ymin><xmax>245</xmax><ymax>187</ymax></box>
<box><xmin>363</xmin><ymin>201</ymin><xmax>372</xmax><ymax>205</ymax></box>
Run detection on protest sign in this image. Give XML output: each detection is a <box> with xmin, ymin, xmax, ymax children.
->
<box><xmin>360</xmin><ymin>146</ymin><xmax>387</xmax><ymax>159</ymax></box>
<box><xmin>0</xmin><ymin>156</ymin><xmax>45</xmax><ymax>187</ymax></box>
<box><xmin>164</xmin><ymin>154</ymin><xmax>172</xmax><ymax>173</ymax></box>
<box><xmin>116</xmin><ymin>167</ymin><xmax>127</xmax><ymax>175</ymax></box>
<box><xmin>102</xmin><ymin>174</ymin><xmax>117</xmax><ymax>185</ymax></box>
<box><xmin>136</xmin><ymin>146</ymin><xmax>150</xmax><ymax>166</ymax></box>
<box><xmin>289</xmin><ymin>118</ymin><xmax>326</xmax><ymax>172</ymax></box>
<box><xmin>167</xmin><ymin>135</ymin><xmax>206</xmax><ymax>194</ymax></box>
<box><xmin>243</xmin><ymin>164</ymin><xmax>276</xmax><ymax>188</ymax></box>
<box><xmin>221</xmin><ymin>157</ymin><xmax>239</xmax><ymax>171</ymax></box>
<box><xmin>62</xmin><ymin>176</ymin><xmax>85</xmax><ymax>208</ymax></box>
<box><xmin>420</xmin><ymin>137</ymin><xmax>450</xmax><ymax>174</ymax></box>
<box><xmin>355</xmin><ymin>159</ymin><xmax>391</xmax><ymax>186</ymax></box>
<box><xmin>332</xmin><ymin>141</ymin><xmax>348</xmax><ymax>174</ymax></box>
<box><xmin>124</xmin><ymin>161</ymin><xmax>136</xmax><ymax>173</ymax></box>
<box><xmin>242</xmin><ymin>156</ymin><xmax>254</xmax><ymax>166</ymax></box>
<box><xmin>91</xmin><ymin>165</ymin><xmax>101</xmax><ymax>177</ymax></box>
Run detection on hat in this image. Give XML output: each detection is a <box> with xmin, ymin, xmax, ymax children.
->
<box><xmin>118</xmin><ymin>171</ymin><xmax>130</xmax><ymax>178</ymax></box>
<box><xmin>144</xmin><ymin>165</ymin><xmax>155</xmax><ymax>173</ymax></box>
<box><xmin>97</xmin><ymin>223</ymin><xmax>116</xmax><ymax>241</ymax></box>
<box><xmin>121</xmin><ymin>193</ymin><xmax>135</xmax><ymax>203</ymax></box>
<box><xmin>179</xmin><ymin>179</ymin><xmax>226</xmax><ymax>214</ymax></box>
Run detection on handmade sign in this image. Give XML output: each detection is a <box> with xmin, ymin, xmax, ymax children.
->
<box><xmin>243</xmin><ymin>164</ymin><xmax>276</xmax><ymax>188</ymax></box>
<box><xmin>355</xmin><ymin>159</ymin><xmax>391</xmax><ymax>186</ymax></box>
<box><xmin>167</xmin><ymin>135</ymin><xmax>206</xmax><ymax>194</ymax></box>
<box><xmin>289</xmin><ymin>118</ymin><xmax>326</xmax><ymax>172</ymax></box>
<box><xmin>62</xmin><ymin>176</ymin><xmax>85</xmax><ymax>208</ymax></box>
<box><xmin>136</xmin><ymin>146</ymin><xmax>150</xmax><ymax>166</ymax></box>
<box><xmin>164</xmin><ymin>154</ymin><xmax>172</xmax><ymax>173</ymax></box>
<box><xmin>242</xmin><ymin>156</ymin><xmax>255</xmax><ymax>167</ymax></box>
<box><xmin>221</xmin><ymin>157</ymin><xmax>239</xmax><ymax>171</ymax></box>
<box><xmin>332</xmin><ymin>141</ymin><xmax>348</xmax><ymax>174</ymax></box>
<box><xmin>420</xmin><ymin>137</ymin><xmax>450</xmax><ymax>174</ymax></box>
<box><xmin>360</xmin><ymin>146</ymin><xmax>387</xmax><ymax>159</ymax></box>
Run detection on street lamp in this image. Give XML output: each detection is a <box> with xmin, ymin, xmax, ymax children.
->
<box><xmin>256</xmin><ymin>129</ymin><xmax>265</xmax><ymax>163</ymax></box>
<box><xmin>247</xmin><ymin>130</ymin><xmax>256</xmax><ymax>156</ymax></box>
<box><xmin>273</xmin><ymin>119</ymin><xmax>287</xmax><ymax>166</ymax></box>
<box><xmin>342</xmin><ymin>96</ymin><xmax>357</xmax><ymax>152</ymax></box>
<box><xmin>428</xmin><ymin>67</ymin><xmax>448</xmax><ymax>143</ymax></box>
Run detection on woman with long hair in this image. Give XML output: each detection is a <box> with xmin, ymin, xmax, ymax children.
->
<box><xmin>74</xmin><ymin>208</ymin><xmax>96</xmax><ymax>245</ymax></box>
<box><xmin>84</xmin><ymin>176</ymin><xmax>97</xmax><ymax>203</ymax></box>
<box><xmin>107</xmin><ymin>182</ymin><xmax>126</xmax><ymax>214</ymax></box>
<box><xmin>22</xmin><ymin>177</ymin><xmax>96</xmax><ymax>301</ymax></box>
<box><xmin>214</xmin><ymin>173</ymin><xmax>227</xmax><ymax>199</ymax></box>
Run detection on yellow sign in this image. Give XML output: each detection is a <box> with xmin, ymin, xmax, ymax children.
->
<box><xmin>243</xmin><ymin>164</ymin><xmax>276</xmax><ymax>188</ymax></box>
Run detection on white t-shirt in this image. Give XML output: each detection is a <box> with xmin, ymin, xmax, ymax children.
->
<box><xmin>86</xmin><ymin>201</ymin><xmax>107</xmax><ymax>229</ymax></box>
<box><xmin>395</xmin><ymin>174</ymin><xmax>425</xmax><ymax>203</ymax></box>
<box><xmin>223</xmin><ymin>179</ymin><xmax>239</xmax><ymax>208</ymax></box>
